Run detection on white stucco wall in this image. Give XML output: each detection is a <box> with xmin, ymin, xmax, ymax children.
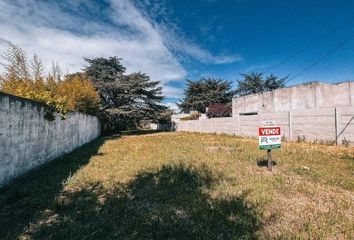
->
<box><xmin>0</xmin><ymin>92</ymin><xmax>101</xmax><ymax>186</ymax></box>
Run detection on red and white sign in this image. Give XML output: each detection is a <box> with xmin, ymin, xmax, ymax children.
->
<box><xmin>259</xmin><ymin>127</ymin><xmax>281</xmax><ymax>136</ymax></box>
<box><xmin>259</xmin><ymin>126</ymin><xmax>281</xmax><ymax>150</ymax></box>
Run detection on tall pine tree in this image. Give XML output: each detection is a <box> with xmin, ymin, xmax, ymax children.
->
<box><xmin>84</xmin><ymin>57</ymin><xmax>166</xmax><ymax>133</ymax></box>
<box><xmin>179</xmin><ymin>78</ymin><xmax>233</xmax><ymax>113</ymax></box>
<box><xmin>235</xmin><ymin>73</ymin><xmax>287</xmax><ymax>96</ymax></box>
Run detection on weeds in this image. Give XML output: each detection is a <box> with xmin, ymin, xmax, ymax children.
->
<box><xmin>342</xmin><ymin>137</ymin><xmax>351</xmax><ymax>147</ymax></box>
<box><xmin>0</xmin><ymin>132</ymin><xmax>353</xmax><ymax>239</ymax></box>
<box><xmin>297</xmin><ymin>135</ymin><xmax>306</xmax><ymax>143</ymax></box>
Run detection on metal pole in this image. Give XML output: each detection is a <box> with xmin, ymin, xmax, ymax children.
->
<box><xmin>335</xmin><ymin>108</ymin><xmax>338</xmax><ymax>145</ymax></box>
<box><xmin>267</xmin><ymin>149</ymin><xmax>272</xmax><ymax>171</ymax></box>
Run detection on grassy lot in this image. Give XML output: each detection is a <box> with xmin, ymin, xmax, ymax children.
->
<box><xmin>0</xmin><ymin>132</ymin><xmax>353</xmax><ymax>239</ymax></box>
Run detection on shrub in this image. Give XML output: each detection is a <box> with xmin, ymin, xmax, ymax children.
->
<box><xmin>0</xmin><ymin>44</ymin><xmax>100</xmax><ymax>118</ymax></box>
<box><xmin>180</xmin><ymin>112</ymin><xmax>201</xmax><ymax>121</ymax></box>
<box><xmin>206</xmin><ymin>103</ymin><xmax>232</xmax><ymax>118</ymax></box>
<box><xmin>296</xmin><ymin>135</ymin><xmax>306</xmax><ymax>143</ymax></box>
<box><xmin>342</xmin><ymin>138</ymin><xmax>350</xmax><ymax>147</ymax></box>
<box><xmin>56</xmin><ymin>73</ymin><xmax>100</xmax><ymax>115</ymax></box>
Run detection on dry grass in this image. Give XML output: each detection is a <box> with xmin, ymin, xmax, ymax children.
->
<box><xmin>0</xmin><ymin>132</ymin><xmax>353</xmax><ymax>239</ymax></box>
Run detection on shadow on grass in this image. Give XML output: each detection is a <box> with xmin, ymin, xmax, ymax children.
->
<box><xmin>121</xmin><ymin>129</ymin><xmax>169</xmax><ymax>136</ymax></box>
<box><xmin>0</xmin><ymin>137</ymin><xmax>112</xmax><ymax>239</ymax></box>
<box><xmin>25</xmin><ymin>165</ymin><xmax>262</xmax><ymax>239</ymax></box>
<box><xmin>257</xmin><ymin>159</ymin><xmax>277</xmax><ymax>167</ymax></box>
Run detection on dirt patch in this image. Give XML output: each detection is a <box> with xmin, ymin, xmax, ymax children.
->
<box><xmin>206</xmin><ymin>146</ymin><xmax>237</xmax><ymax>153</ymax></box>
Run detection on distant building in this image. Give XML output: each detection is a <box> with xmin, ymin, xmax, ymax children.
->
<box><xmin>149</xmin><ymin>123</ymin><xmax>171</xmax><ymax>130</ymax></box>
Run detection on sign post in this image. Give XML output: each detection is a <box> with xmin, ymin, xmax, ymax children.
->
<box><xmin>259</xmin><ymin>121</ymin><xmax>281</xmax><ymax>171</ymax></box>
<box><xmin>267</xmin><ymin>149</ymin><xmax>272</xmax><ymax>171</ymax></box>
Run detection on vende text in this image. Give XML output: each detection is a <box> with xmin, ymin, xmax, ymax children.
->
<box><xmin>259</xmin><ymin>127</ymin><xmax>281</xmax><ymax>136</ymax></box>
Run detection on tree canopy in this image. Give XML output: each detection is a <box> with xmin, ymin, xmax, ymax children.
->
<box><xmin>0</xmin><ymin>44</ymin><xmax>100</xmax><ymax>117</ymax></box>
<box><xmin>235</xmin><ymin>72</ymin><xmax>287</xmax><ymax>96</ymax></box>
<box><xmin>178</xmin><ymin>78</ymin><xmax>233</xmax><ymax>113</ymax></box>
<box><xmin>84</xmin><ymin>57</ymin><xmax>166</xmax><ymax>133</ymax></box>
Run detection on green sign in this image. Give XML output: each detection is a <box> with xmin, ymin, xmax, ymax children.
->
<box><xmin>259</xmin><ymin>144</ymin><xmax>281</xmax><ymax>150</ymax></box>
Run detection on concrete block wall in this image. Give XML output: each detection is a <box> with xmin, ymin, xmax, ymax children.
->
<box><xmin>239</xmin><ymin>115</ymin><xmax>258</xmax><ymax>137</ymax></box>
<box><xmin>176</xmin><ymin>117</ymin><xmax>238</xmax><ymax>135</ymax></box>
<box><xmin>0</xmin><ymin>92</ymin><xmax>101</xmax><ymax>186</ymax></box>
<box><xmin>291</xmin><ymin>107</ymin><xmax>335</xmax><ymax>141</ymax></box>
<box><xmin>337</xmin><ymin>106</ymin><xmax>354</xmax><ymax>143</ymax></box>
<box><xmin>260</xmin><ymin>111</ymin><xmax>290</xmax><ymax>139</ymax></box>
<box><xmin>175</xmin><ymin>106</ymin><xmax>354</xmax><ymax>145</ymax></box>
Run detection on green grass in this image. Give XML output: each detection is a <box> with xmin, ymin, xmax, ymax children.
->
<box><xmin>0</xmin><ymin>132</ymin><xmax>353</xmax><ymax>239</ymax></box>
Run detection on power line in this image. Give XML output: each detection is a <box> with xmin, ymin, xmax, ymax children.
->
<box><xmin>285</xmin><ymin>32</ymin><xmax>354</xmax><ymax>84</ymax></box>
<box><xmin>264</xmin><ymin>15</ymin><xmax>354</xmax><ymax>74</ymax></box>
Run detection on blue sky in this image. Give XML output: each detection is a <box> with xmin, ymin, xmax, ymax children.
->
<box><xmin>0</xmin><ymin>0</ymin><xmax>353</xmax><ymax>109</ymax></box>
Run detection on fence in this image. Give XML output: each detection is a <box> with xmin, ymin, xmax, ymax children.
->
<box><xmin>175</xmin><ymin>106</ymin><xmax>354</xmax><ymax>145</ymax></box>
<box><xmin>0</xmin><ymin>92</ymin><xmax>101</xmax><ymax>186</ymax></box>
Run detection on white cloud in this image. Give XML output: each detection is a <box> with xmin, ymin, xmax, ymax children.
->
<box><xmin>157</xmin><ymin>23</ymin><xmax>242</xmax><ymax>64</ymax></box>
<box><xmin>0</xmin><ymin>0</ymin><xmax>241</xmax><ymax>98</ymax></box>
<box><xmin>164</xmin><ymin>102</ymin><xmax>179</xmax><ymax>110</ymax></box>
<box><xmin>165</xmin><ymin>34</ymin><xmax>242</xmax><ymax>64</ymax></box>
<box><xmin>0</xmin><ymin>0</ymin><xmax>186</xmax><ymax>84</ymax></box>
<box><xmin>162</xmin><ymin>85</ymin><xmax>184</xmax><ymax>99</ymax></box>
<box><xmin>135</xmin><ymin>0</ymin><xmax>242</xmax><ymax>64</ymax></box>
